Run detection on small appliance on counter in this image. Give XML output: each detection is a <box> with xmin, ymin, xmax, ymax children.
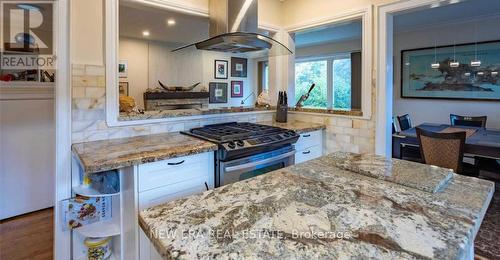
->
<box><xmin>276</xmin><ymin>91</ymin><xmax>288</xmax><ymax>123</ymax></box>
<box><xmin>295</xmin><ymin>83</ymin><xmax>316</xmax><ymax>108</ymax></box>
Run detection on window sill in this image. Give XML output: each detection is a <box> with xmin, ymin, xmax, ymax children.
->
<box><xmin>289</xmin><ymin>107</ymin><xmax>363</xmax><ymax>117</ymax></box>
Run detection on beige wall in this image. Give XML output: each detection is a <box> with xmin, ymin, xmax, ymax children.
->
<box><xmin>70</xmin><ymin>0</ymin><xmax>405</xmax><ymax>154</ymax></box>
<box><xmin>394</xmin><ymin>16</ymin><xmax>500</xmax><ymax>128</ymax></box>
<box><xmin>296</xmin><ymin>39</ymin><xmax>362</xmax><ymax>59</ymax></box>
<box><xmin>119</xmin><ymin>37</ymin><xmax>258</xmax><ymax>110</ymax></box>
<box><xmin>70</xmin><ymin>0</ymin><xmax>285</xmax><ymax>65</ymax></box>
<box><xmin>281</xmin><ymin>0</ymin><xmax>397</xmax><ymax>27</ymax></box>
<box><xmin>70</xmin><ymin>0</ymin><xmax>103</xmax><ymax>65</ymax></box>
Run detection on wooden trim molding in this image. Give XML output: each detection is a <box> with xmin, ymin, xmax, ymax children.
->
<box><xmin>54</xmin><ymin>0</ymin><xmax>72</xmax><ymax>259</ymax></box>
<box><xmin>285</xmin><ymin>6</ymin><xmax>373</xmax><ymax>120</ymax></box>
<box><xmin>375</xmin><ymin>0</ymin><xmax>473</xmax><ymax>157</ymax></box>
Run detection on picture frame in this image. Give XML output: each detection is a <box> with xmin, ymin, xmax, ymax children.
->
<box><xmin>401</xmin><ymin>40</ymin><xmax>500</xmax><ymax>101</ymax></box>
<box><xmin>231</xmin><ymin>57</ymin><xmax>247</xmax><ymax>77</ymax></box>
<box><xmin>119</xmin><ymin>82</ymin><xmax>129</xmax><ymax>96</ymax></box>
<box><xmin>118</xmin><ymin>60</ymin><xmax>128</xmax><ymax>78</ymax></box>
<box><xmin>231</xmin><ymin>81</ymin><xmax>244</xmax><ymax>97</ymax></box>
<box><xmin>209</xmin><ymin>82</ymin><xmax>228</xmax><ymax>103</ymax></box>
<box><xmin>214</xmin><ymin>60</ymin><xmax>228</xmax><ymax>79</ymax></box>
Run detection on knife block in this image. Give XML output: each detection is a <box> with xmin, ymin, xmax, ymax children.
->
<box><xmin>275</xmin><ymin>104</ymin><xmax>288</xmax><ymax>123</ymax></box>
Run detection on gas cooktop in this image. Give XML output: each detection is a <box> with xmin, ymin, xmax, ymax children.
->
<box><xmin>182</xmin><ymin>122</ymin><xmax>299</xmax><ymax>161</ymax></box>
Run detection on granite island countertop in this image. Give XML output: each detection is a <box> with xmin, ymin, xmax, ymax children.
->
<box><xmin>260</xmin><ymin>121</ymin><xmax>326</xmax><ymax>134</ymax></box>
<box><xmin>139</xmin><ymin>152</ymin><xmax>494</xmax><ymax>259</ymax></box>
<box><xmin>72</xmin><ymin>132</ymin><xmax>218</xmax><ymax>174</ymax></box>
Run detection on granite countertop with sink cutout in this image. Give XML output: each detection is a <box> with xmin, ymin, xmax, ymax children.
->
<box><xmin>72</xmin><ymin>132</ymin><xmax>218</xmax><ymax>174</ymax></box>
<box><xmin>140</xmin><ymin>152</ymin><xmax>494</xmax><ymax>259</ymax></box>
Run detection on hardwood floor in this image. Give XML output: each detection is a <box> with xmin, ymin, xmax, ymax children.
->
<box><xmin>0</xmin><ymin>208</ymin><xmax>53</xmax><ymax>260</ymax></box>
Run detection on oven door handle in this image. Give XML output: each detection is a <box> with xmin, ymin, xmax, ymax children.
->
<box><xmin>224</xmin><ymin>150</ymin><xmax>296</xmax><ymax>172</ymax></box>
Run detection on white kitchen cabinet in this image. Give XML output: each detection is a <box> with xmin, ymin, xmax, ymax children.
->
<box><xmin>137</xmin><ymin>152</ymin><xmax>214</xmax><ymax>210</ymax></box>
<box><xmin>139</xmin><ymin>229</ymin><xmax>162</xmax><ymax>260</ymax></box>
<box><xmin>137</xmin><ymin>152</ymin><xmax>214</xmax><ymax>259</ymax></box>
<box><xmin>138</xmin><ymin>153</ymin><xmax>211</xmax><ymax>192</ymax></box>
<box><xmin>294</xmin><ymin>130</ymin><xmax>324</xmax><ymax>164</ymax></box>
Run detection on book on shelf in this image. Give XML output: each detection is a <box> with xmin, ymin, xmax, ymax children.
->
<box><xmin>61</xmin><ymin>196</ymin><xmax>112</xmax><ymax>231</ymax></box>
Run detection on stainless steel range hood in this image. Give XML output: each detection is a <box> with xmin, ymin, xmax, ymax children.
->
<box><xmin>172</xmin><ymin>0</ymin><xmax>292</xmax><ymax>56</ymax></box>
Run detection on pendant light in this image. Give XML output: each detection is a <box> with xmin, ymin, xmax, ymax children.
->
<box><xmin>471</xmin><ymin>23</ymin><xmax>481</xmax><ymax>67</ymax></box>
<box><xmin>450</xmin><ymin>41</ymin><xmax>459</xmax><ymax>68</ymax></box>
<box><xmin>431</xmin><ymin>38</ymin><xmax>440</xmax><ymax>69</ymax></box>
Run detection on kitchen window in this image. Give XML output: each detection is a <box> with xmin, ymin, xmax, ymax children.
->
<box><xmin>295</xmin><ymin>53</ymin><xmax>360</xmax><ymax>110</ymax></box>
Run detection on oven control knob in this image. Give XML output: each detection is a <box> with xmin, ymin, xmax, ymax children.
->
<box><xmin>236</xmin><ymin>140</ymin><xmax>244</xmax><ymax>147</ymax></box>
<box><xmin>228</xmin><ymin>141</ymin><xmax>236</xmax><ymax>149</ymax></box>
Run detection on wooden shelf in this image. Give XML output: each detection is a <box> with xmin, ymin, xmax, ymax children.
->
<box><xmin>74</xmin><ymin>218</ymin><xmax>121</xmax><ymax>238</ymax></box>
<box><xmin>73</xmin><ymin>185</ymin><xmax>120</xmax><ymax>198</ymax></box>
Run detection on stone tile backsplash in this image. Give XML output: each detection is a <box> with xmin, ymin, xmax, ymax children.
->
<box><xmin>72</xmin><ymin>64</ymin><xmax>375</xmax><ymax>154</ymax></box>
<box><xmin>71</xmin><ymin>64</ymin><xmax>273</xmax><ymax>143</ymax></box>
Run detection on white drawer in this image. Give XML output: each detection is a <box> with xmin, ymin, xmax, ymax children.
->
<box><xmin>138</xmin><ymin>178</ymin><xmax>208</xmax><ymax>210</ymax></box>
<box><xmin>295</xmin><ymin>130</ymin><xmax>322</xmax><ymax>151</ymax></box>
<box><xmin>138</xmin><ymin>152</ymin><xmax>211</xmax><ymax>192</ymax></box>
<box><xmin>295</xmin><ymin>145</ymin><xmax>322</xmax><ymax>164</ymax></box>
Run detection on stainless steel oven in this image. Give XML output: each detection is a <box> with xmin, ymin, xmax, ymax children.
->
<box><xmin>218</xmin><ymin>145</ymin><xmax>295</xmax><ymax>186</ymax></box>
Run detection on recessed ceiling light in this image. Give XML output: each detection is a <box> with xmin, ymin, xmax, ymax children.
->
<box><xmin>167</xmin><ymin>19</ymin><xmax>176</xmax><ymax>26</ymax></box>
<box><xmin>142</xmin><ymin>31</ymin><xmax>150</xmax><ymax>37</ymax></box>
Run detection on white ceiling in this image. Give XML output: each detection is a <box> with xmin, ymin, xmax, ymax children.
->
<box><xmin>294</xmin><ymin>19</ymin><xmax>362</xmax><ymax>48</ymax></box>
<box><xmin>119</xmin><ymin>2</ymin><xmax>209</xmax><ymax>46</ymax></box>
<box><xmin>394</xmin><ymin>0</ymin><xmax>500</xmax><ymax>32</ymax></box>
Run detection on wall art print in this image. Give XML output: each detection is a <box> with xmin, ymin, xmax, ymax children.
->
<box><xmin>401</xmin><ymin>40</ymin><xmax>500</xmax><ymax>101</ymax></box>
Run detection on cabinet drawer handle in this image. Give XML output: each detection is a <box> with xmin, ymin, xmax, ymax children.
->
<box><xmin>302</xmin><ymin>151</ymin><xmax>311</xmax><ymax>154</ymax></box>
<box><xmin>302</xmin><ymin>134</ymin><xmax>311</xmax><ymax>137</ymax></box>
<box><xmin>204</xmin><ymin>182</ymin><xmax>209</xmax><ymax>191</ymax></box>
<box><xmin>167</xmin><ymin>160</ymin><xmax>185</xmax><ymax>166</ymax></box>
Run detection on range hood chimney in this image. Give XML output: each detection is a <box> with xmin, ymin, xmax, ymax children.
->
<box><xmin>172</xmin><ymin>0</ymin><xmax>292</xmax><ymax>56</ymax></box>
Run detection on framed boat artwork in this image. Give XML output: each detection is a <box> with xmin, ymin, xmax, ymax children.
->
<box><xmin>401</xmin><ymin>40</ymin><xmax>500</xmax><ymax>101</ymax></box>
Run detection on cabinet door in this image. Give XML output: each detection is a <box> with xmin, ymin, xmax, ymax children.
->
<box><xmin>295</xmin><ymin>130</ymin><xmax>322</xmax><ymax>151</ymax></box>
<box><xmin>295</xmin><ymin>145</ymin><xmax>323</xmax><ymax>164</ymax></box>
<box><xmin>139</xmin><ymin>228</ymin><xmax>163</xmax><ymax>260</ymax></box>
<box><xmin>138</xmin><ymin>153</ymin><xmax>211</xmax><ymax>192</ymax></box>
<box><xmin>138</xmin><ymin>178</ymin><xmax>208</xmax><ymax>210</ymax></box>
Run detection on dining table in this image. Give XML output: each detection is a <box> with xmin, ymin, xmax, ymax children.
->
<box><xmin>392</xmin><ymin>123</ymin><xmax>500</xmax><ymax>160</ymax></box>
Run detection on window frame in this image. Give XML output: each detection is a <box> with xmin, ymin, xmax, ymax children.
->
<box><xmin>295</xmin><ymin>53</ymin><xmax>352</xmax><ymax>110</ymax></box>
<box><xmin>285</xmin><ymin>6</ymin><xmax>373</xmax><ymax>119</ymax></box>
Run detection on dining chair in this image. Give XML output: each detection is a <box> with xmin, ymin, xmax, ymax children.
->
<box><xmin>416</xmin><ymin>127</ymin><xmax>478</xmax><ymax>176</ymax></box>
<box><xmin>392</xmin><ymin>117</ymin><xmax>397</xmax><ymax>134</ymax></box>
<box><xmin>397</xmin><ymin>114</ymin><xmax>412</xmax><ymax>131</ymax></box>
<box><xmin>450</xmin><ymin>114</ymin><xmax>487</xmax><ymax>128</ymax></box>
<box><xmin>394</xmin><ymin>114</ymin><xmax>420</xmax><ymax>162</ymax></box>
